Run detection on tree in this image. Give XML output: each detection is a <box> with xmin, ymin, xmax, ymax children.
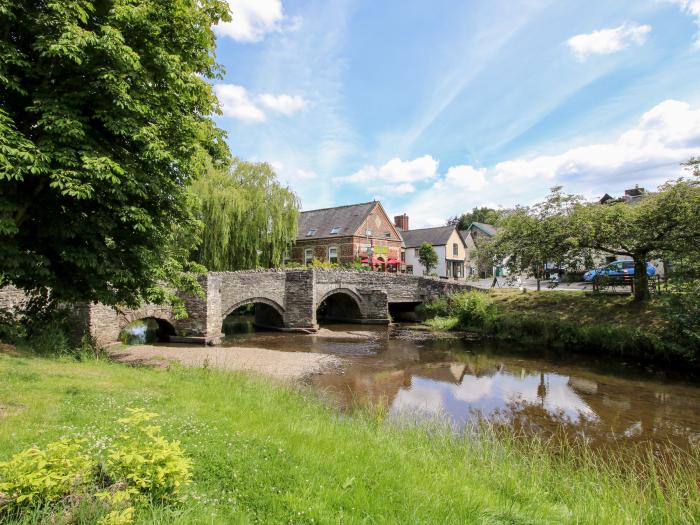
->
<box><xmin>447</xmin><ymin>207</ymin><xmax>502</xmax><ymax>231</ymax></box>
<box><xmin>418</xmin><ymin>242</ymin><xmax>438</xmax><ymax>276</ymax></box>
<box><xmin>573</xmin><ymin>165</ymin><xmax>700</xmax><ymax>301</ymax></box>
<box><xmin>192</xmin><ymin>159</ymin><xmax>300</xmax><ymax>270</ymax></box>
<box><xmin>0</xmin><ymin>0</ymin><xmax>230</xmax><ymax>309</ymax></box>
<box><xmin>485</xmin><ymin>187</ymin><xmax>583</xmax><ymax>290</ymax></box>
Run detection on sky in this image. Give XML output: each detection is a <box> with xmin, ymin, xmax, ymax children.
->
<box><xmin>211</xmin><ymin>0</ymin><xmax>700</xmax><ymax>227</ymax></box>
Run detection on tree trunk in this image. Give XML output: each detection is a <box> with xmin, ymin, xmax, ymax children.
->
<box><xmin>633</xmin><ymin>257</ymin><xmax>650</xmax><ymax>301</ymax></box>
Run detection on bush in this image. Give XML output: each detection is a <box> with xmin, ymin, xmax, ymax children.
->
<box><xmin>0</xmin><ymin>439</ymin><xmax>94</xmax><ymax>515</ymax></box>
<box><xmin>0</xmin><ymin>408</ymin><xmax>190</xmax><ymax>523</ymax></box>
<box><xmin>452</xmin><ymin>291</ymin><xmax>494</xmax><ymax>329</ymax></box>
<box><xmin>102</xmin><ymin>408</ymin><xmax>191</xmax><ymax>503</ymax></box>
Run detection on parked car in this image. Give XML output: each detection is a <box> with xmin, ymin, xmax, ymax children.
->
<box><xmin>583</xmin><ymin>260</ymin><xmax>656</xmax><ymax>282</ymax></box>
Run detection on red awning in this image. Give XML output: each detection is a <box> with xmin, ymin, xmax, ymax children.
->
<box><xmin>361</xmin><ymin>257</ymin><xmax>384</xmax><ymax>265</ymax></box>
<box><xmin>387</xmin><ymin>258</ymin><xmax>400</xmax><ymax>265</ymax></box>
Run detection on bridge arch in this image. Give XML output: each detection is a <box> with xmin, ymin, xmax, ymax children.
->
<box><xmin>316</xmin><ymin>287</ymin><xmax>366</xmax><ymax>324</ymax></box>
<box><xmin>222</xmin><ymin>296</ymin><xmax>286</xmax><ymax>332</ymax></box>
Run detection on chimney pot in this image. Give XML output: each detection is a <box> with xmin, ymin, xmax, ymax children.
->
<box><xmin>394</xmin><ymin>213</ymin><xmax>409</xmax><ymax>231</ymax></box>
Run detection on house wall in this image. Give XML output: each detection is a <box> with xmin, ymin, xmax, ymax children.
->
<box><xmin>405</xmin><ymin>245</ymin><xmax>448</xmax><ymax>277</ymax></box>
<box><xmin>289</xmin><ymin>202</ymin><xmax>403</xmax><ymax>267</ymax></box>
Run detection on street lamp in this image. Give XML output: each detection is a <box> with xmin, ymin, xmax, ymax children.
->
<box><xmin>365</xmin><ymin>229</ymin><xmax>373</xmax><ymax>271</ymax></box>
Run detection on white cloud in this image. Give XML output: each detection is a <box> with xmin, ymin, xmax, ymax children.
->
<box><xmin>338</xmin><ymin>155</ymin><xmax>439</xmax><ymax>185</ymax></box>
<box><xmin>670</xmin><ymin>0</ymin><xmax>700</xmax><ymax>47</ymax></box>
<box><xmin>258</xmin><ymin>94</ymin><xmax>307</xmax><ymax>115</ymax></box>
<box><xmin>294</xmin><ymin>168</ymin><xmax>317</xmax><ymax>180</ymax></box>
<box><xmin>566</xmin><ymin>23</ymin><xmax>651</xmax><ymax>61</ymax></box>
<box><xmin>215</xmin><ymin>0</ymin><xmax>294</xmax><ymax>43</ymax></box>
<box><xmin>402</xmin><ymin>99</ymin><xmax>700</xmax><ymax>227</ymax></box>
<box><xmin>334</xmin><ymin>156</ymin><xmax>439</xmax><ymax>196</ymax></box>
<box><xmin>213</xmin><ymin>84</ymin><xmax>266</xmax><ymax>122</ymax></box>
<box><xmin>214</xmin><ymin>84</ymin><xmax>307</xmax><ymax>122</ymax></box>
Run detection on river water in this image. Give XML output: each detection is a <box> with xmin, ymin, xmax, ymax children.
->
<box><xmin>222</xmin><ymin>321</ymin><xmax>700</xmax><ymax>451</ymax></box>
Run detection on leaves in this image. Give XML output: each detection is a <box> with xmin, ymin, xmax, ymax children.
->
<box><xmin>192</xmin><ymin>158</ymin><xmax>300</xmax><ymax>271</ymax></box>
<box><xmin>0</xmin><ymin>0</ymin><xmax>230</xmax><ymax>307</ymax></box>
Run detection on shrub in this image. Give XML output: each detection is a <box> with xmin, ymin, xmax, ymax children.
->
<box><xmin>0</xmin><ymin>408</ymin><xmax>190</xmax><ymax>523</ymax></box>
<box><xmin>0</xmin><ymin>439</ymin><xmax>94</xmax><ymax>515</ymax></box>
<box><xmin>102</xmin><ymin>408</ymin><xmax>191</xmax><ymax>503</ymax></box>
<box><xmin>451</xmin><ymin>291</ymin><xmax>494</xmax><ymax>329</ymax></box>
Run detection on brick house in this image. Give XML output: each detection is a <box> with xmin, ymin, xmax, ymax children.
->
<box><xmin>289</xmin><ymin>201</ymin><xmax>403</xmax><ymax>267</ymax></box>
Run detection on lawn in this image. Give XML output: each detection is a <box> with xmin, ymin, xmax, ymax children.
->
<box><xmin>0</xmin><ymin>349</ymin><xmax>698</xmax><ymax>524</ymax></box>
<box><xmin>488</xmin><ymin>289</ymin><xmax>669</xmax><ymax>334</ymax></box>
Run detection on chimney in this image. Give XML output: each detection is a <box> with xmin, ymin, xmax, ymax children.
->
<box><xmin>394</xmin><ymin>213</ymin><xmax>409</xmax><ymax>231</ymax></box>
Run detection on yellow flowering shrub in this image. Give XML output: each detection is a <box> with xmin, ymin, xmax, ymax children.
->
<box><xmin>0</xmin><ymin>438</ymin><xmax>94</xmax><ymax>514</ymax></box>
<box><xmin>103</xmin><ymin>408</ymin><xmax>191</xmax><ymax>502</ymax></box>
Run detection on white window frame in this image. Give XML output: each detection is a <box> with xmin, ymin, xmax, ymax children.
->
<box><xmin>304</xmin><ymin>248</ymin><xmax>314</xmax><ymax>265</ymax></box>
<box><xmin>453</xmin><ymin>243</ymin><xmax>458</xmax><ymax>256</ymax></box>
<box><xmin>328</xmin><ymin>246</ymin><xmax>338</xmax><ymax>264</ymax></box>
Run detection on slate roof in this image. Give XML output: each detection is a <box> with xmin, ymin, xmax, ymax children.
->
<box><xmin>296</xmin><ymin>201</ymin><xmax>376</xmax><ymax>241</ymax></box>
<box><xmin>401</xmin><ymin>225</ymin><xmax>457</xmax><ymax>248</ymax></box>
<box><xmin>469</xmin><ymin>222</ymin><xmax>497</xmax><ymax>237</ymax></box>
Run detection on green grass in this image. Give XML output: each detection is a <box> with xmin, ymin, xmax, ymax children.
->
<box><xmin>1</xmin><ymin>350</ymin><xmax>698</xmax><ymax>524</ymax></box>
<box><xmin>423</xmin><ymin>290</ymin><xmax>700</xmax><ymax>371</ymax></box>
<box><xmin>488</xmin><ymin>290</ymin><xmax>669</xmax><ymax>333</ymax></box>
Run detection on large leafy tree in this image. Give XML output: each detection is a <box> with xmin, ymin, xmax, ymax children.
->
<box><xmin>448</xmin><ymin>207</ymin><xmax>501</xmax><ymax>231</ymax></box>
<box><xmin>0</xmin><ymin>0</ymin><xmax>230</xmax><ymax>308</ymax></box>
<box><xmin>573</xmin><ymin>163</ymin><xmax>700</xmax><ymax>301</ymax></box>
<box><xmin>484</xmin><ymin>187</ymin><xmax>583</xmax><ymax>290</ymax></box>
<box><xmin>192</xmin><ymin>159</ymin><xmax>300</xmax><ymax>270</ymax></box>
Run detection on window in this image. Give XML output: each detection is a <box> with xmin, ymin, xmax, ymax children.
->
<box><xmin>384</xmin><ymin>232</ymin><xmax>391</xmax><ymax>238</ymax></box>
<box><xmin>306</xmin><ymin>228</ymin><xmax>317</xmax><ymax>237</ymax></box>
<box><xmin>365</xmin><ymin>229</ymin><xmax>372</xmax><ymax>237</ymax></box>
<box><xmin>328</xmin><ymin>246</ymin><xmax>338</xmax><ymax>264</ymax></box>
<box><xmin>330</xmin><ymin>226</ymin><xmax>340</xmax><ymax>234</ymax></box>
<box><xmin>622</xmin><ymin>261</ymin><xmax>634</xmax><ymax>269</ymax></box>
<box><xmin>304</xmin><ymin>248</ymin><xmax>314</xmax><ymax>265</ymax></box>
<box><xmin>453</xmin><ymin>243</ymin><xmax>458</xmax><ymax>256</ymax></box>
<box><xmin>401</xmin><ymin>251</ymin><xmax>405</xmax><ymax>262</ymax></box>
<box><xmin>406</xmin><ymin>265</ymin><xmax>414</xmax><ymax>274</ymax></box>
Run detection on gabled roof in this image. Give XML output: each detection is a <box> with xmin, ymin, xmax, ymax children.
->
<box><xmin>401</xmin><ymin>225</ymin><xmax>460</xmax><ymax>248</ymax></box>
<box><xmin>296</xmin><ymin>201</ymin><xmax>376</xmax><ymax>241</ymax></box>
<box><xmin>467</xmin><ymin>222</ymin><xmax>497</xmax><ymax>237</ymax></box>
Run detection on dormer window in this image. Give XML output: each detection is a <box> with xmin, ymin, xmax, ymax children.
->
<box><xmin>306</xmin><ymin>228</ymin><xmax>317</xmax><ymax>237</ymax></box>
<box><xmin>330</xmin><ymin>226</ymin><xmax>340</xmax><ymax>234</ymax></box>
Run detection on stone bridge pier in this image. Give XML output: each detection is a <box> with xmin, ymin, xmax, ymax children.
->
<box><xmin>0</xmin><ymin>270</ymin><xmax>478</xmax><ymax>346</ymax></box>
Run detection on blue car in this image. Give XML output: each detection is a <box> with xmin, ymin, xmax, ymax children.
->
<box><xmin>583</xmin><ymin>260</ymin><xmax>656</xmax><ymax>282</ymax></box>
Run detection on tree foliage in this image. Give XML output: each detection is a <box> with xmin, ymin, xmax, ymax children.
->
<box><xmin>486</xmin><ymin>163</ymin><xmax>700</xmax><ymax>301</ymax></box>
<box><xmin>418</xmin><ymin>242</ymin><xmax>438</xmax><ymax>275</ymax></box>
<box><xmin>192</xmin><ymin>159</ymin><xmax>299</xmax><ymax>271</ymax></box>
<box><xmin>573</xmin><ymin>168</ymin><xmax>700</xmax><ymax>300</ymax></box>
<box><xmin>448</xmin><ymin>207</ymin><xmax>502</xmax><ymax>231</ymax></box>
<box><xmin>0</xmin><ymin>0</ymin><xmax>230</xmax><ymax>308</ymax></box>
<box><xmin>483</xmin><ymin>187</ymin><xmax>583</xmax><ymax>289</ymax></box>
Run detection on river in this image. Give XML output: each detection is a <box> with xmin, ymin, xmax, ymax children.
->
<box><xmin>222</xmin><ymin>319</ymin><xmax>700</xmax><ymax>451</ymax></box>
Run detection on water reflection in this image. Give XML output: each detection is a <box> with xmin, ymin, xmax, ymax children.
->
<box><xmin>222</xmin><ymin>325</ymin><xmax>700</xmax><ymax>450</ymax></box>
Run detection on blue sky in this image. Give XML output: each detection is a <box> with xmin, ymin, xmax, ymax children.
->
<box><xmin>211</xmin><ymin>0</ymin><xmax>700</xmax><ymax>226</ymax></box>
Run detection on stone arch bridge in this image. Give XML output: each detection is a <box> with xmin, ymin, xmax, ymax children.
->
<box><xmin>4</xmin><ymin>270</ymin><xmax>477</xmax><ymax>346</ymax></box>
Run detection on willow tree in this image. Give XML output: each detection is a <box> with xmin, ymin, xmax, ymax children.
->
<box><xmin>193</xmin><ymin>159</ymin><xmax>299</xmax><ymax>270</ymax></box>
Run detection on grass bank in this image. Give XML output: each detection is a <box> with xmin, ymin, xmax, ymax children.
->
<box><xmin>1</xmin><ymin>349</ymin><xmax>699</xmax><ymax>524</ymax></box>
<box><xmin>423</xmin><ymin>290</ymin><xmax>699</xmax><ymax>372</ymax></box>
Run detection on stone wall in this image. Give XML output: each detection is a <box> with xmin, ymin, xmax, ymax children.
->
<box><xmin>0</xmin><ymin>270</ymin><xmax>476</xmax><ymax>346</ymax></box>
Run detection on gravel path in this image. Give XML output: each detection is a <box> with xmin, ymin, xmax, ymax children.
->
<box><xmin>108</xmin><ymin>344</ymin><xmax>342</xmax><ymax>382</ymax></box>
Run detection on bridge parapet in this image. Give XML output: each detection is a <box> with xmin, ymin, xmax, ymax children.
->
<box><xmin>0</xmin><ymin>270</ymin><xmax>477</xmax><ymax>346</ymax></box>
